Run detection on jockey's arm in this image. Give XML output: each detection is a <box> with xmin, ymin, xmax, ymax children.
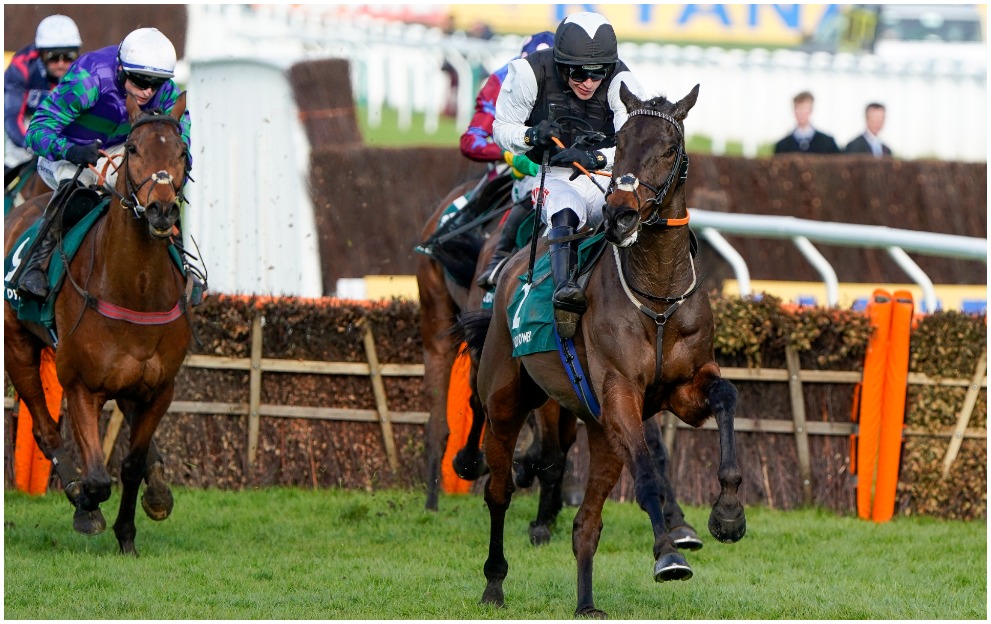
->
<box><xmin>3</xmin><ymin>60</ymin><xmax>31</xmax><ymax>147</ymax></box>
<box><xmin>24</xmin><ymin>67</ymin><xmax>97</xmax><ymax>161</ymax></box>
<box><xmin>492</xmin><ymin>58</ymin><xmax>538</xmax><ymax>157</ymax></box>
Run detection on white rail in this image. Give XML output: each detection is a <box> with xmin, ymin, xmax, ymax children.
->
<box><xmin>690</xmin><ymin>209</ymin><xmax>988</xmax><ymax>313</ymax></box>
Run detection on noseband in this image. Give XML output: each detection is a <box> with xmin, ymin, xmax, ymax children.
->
<box><xmin>119</xmin><ymin>114</ymin><xmax>188</xmax><ymax>219</ymax></box>
<box><xmin>606</xmin><ymin>108</ymin><xmax>689</xmax><ymax>227</ymax></box>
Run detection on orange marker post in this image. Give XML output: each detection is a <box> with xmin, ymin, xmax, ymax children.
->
<box><xmin>872</xmin><ymin>290</ymin><xmax>914</xmax><ymax>522</ymax></box>
<box><xmin>441</xmin><ymin>346</ymin><xmax>479</xmax><ymax>494</ymax></box>
<box><xmin>13</xmin><ymin>347</ymin><xmax>63</xmax><ymax>495</ymax></box>
<box><xmin>856</xmin><ymin>289</ymin><xmax>892</xmax><ymax>520</ymax></box>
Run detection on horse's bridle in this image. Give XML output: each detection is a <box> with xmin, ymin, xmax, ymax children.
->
<box><xmin>606</xmin><ymin>108</ymin><xmax>689</xmax><ymax>227</ymax></box>
<box><xmin>116</xmin><ymin>113</ymin><xmax>189</xmax><ymax>219</ymax></box>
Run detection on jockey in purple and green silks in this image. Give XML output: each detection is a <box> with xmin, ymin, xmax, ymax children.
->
<box><xmin>16</xmin><ymin>27</ymin><xmax>195</xmax><ymax>302</ymax></box>
<box><xmin>26</xmin><ymin>28</ymin><xmax>191</xmax><ymax>193</ymax></box>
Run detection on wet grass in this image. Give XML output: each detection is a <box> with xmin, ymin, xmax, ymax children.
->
<box><xmin>4</xmin><ymin>487</ymin><xmax>986</xmax><ymax>619</ymax></box>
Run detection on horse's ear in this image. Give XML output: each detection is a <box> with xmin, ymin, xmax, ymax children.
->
<box><xmin>169</xmin><ymin>91</ymin><xmax>187</xmax><ymax>122</ymax></box>
<box><xmin>125</xmin><ymin>92</ymin><xmax>143</xmax><ymax>124</ymax></box>
<box><xmin>619</xmin><ymin>81</ymin><xmax>641</xmax><ymax>113</ymax></box>
<box><xmin>674</xmin><ymin>84</ymin><xmax>700</xmax><ymax>121</ymax></box>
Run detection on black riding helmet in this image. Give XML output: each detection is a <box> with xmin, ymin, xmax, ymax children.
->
<box><xmin>553</xmin><ymin>12</ymin><xmax>618</xmax><ymax>82</ymax></box>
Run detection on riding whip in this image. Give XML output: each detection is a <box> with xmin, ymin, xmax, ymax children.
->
<box><xmin>525</xmin><ymin>148</ymin><xmax>550</xmax><ymax>285</ymax></box>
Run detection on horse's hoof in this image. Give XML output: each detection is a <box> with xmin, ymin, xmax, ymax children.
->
<box><xmin>118</xmin><ymin>542</ymin><xmax>139</xmax><ymax>557</ymax></box>
<box><xmin>575</xmin><ymin>606</ymin><xmax>608</xmax><ymax>619</ymax></box>
<box><xmin>480</xmin><ymin>584</ymin><xmax>504</xmax><ymax>607</ymax></box>
<box><xmin>73</xmin><ymin>508</ymin><xmax>106</xmax><ymax>536</ymax></box>
<box><xmin>670</xmin><ymin>525</ymin><xmax>704</xmax><ymax>551</ymax></box>
<box><xmin>529</xmin><ymin>522</ymin><xmax>552</xmax><ymax>546</ymax></box>
<box><xmin>453</xmin><ymin>449</ymin><xmax>487</xmax><ymax>481</ymax></box>
<box><xmin>513</xmin><ymin>457</ymin><xmax>536</xmax><ymax>489</ymax></box>
<box><xmin>654</xmin><ymin>551</ymin><xmax>693</xmax><ymax>582</ymax></box>
<box><xmin>562</xmin><ymin>483</ymin><xmax>584</xmax><ymax>507</ymax></box>
<box><xmin>708</xmin><ymin>507</ymin><xmax>747</xmax><ymax>544</ymax></box>
<box><xmin>141</xmin><ymin>486</ymin><xmax>174</xmax><ymax>521</ymax></box>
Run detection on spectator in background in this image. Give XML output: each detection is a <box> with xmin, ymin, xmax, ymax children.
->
<box><xmin>4</xmin><ymin>14</ymin><xmax>82</xmax><ymax>176</ymax></box>
<box><xmin>844</xmin><ymin>102</ymin><xmax>892</xmax><ymax>157</ymax></box>
<box><xmin>773</xmin><ymin>91</ymin><xmax>840</xmax><ymax>155</ymax></box>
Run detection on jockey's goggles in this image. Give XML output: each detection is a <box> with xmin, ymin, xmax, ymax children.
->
<box><xmin>568</xmin><ymin>65</ymin><xmax>610</xmax><ymax>82</ymax></box>
<box><xmin>41</xmin><ymin>49</ymin><xmax>78</xmax><ymax>63</ymax></box>
<box><xmin>125</xmin><ymin>72</ymin><xmax>169</xmax><ymax>91</ymax></box>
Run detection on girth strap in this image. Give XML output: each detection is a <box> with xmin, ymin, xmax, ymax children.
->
<box><xmin>554</xmin><ymin>330</ymin><xmax>601</xmax><ymax>420</ymax></box>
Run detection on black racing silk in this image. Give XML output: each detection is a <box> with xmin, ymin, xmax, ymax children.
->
<box><xmin>523</xmin><ymin>48</ymin><xmax>627</xmax><ymax>161</ymax></box>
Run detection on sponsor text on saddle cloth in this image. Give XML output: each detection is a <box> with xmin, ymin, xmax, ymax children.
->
<box><xmin>508</xmin><ymin>232</ymin><xmax>604</xmax><ymax>356</ymax></box>
<box><xmin>4</xmin><ymin>199</ymin><xmax>186</xmax><ymax>331</ymax></box>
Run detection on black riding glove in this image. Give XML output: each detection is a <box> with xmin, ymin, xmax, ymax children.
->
<box><xmin>523</xmin><ymin>120</ymin><xmax>563</xmax><ymax>148</ymax></box>
<box><xmin>65</xmin><ymin>142</ymin><xmax>101</xmax><ymax>166</ymax></box>
<box><xmin>549</xmin><ymin>148</ymin><xmax>607</xmax><ymax>179</ymax></box>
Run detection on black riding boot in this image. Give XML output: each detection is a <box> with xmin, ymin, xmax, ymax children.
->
<box><xmin>15</xmin><ymin>185</ymin><xmax>73</xmax><ymax>300</ymax></box>
<box><xmin>476</xmin><ymin>201</ymin><xmax>530</xmax><ymax>290</ymax></box>
<box><xmin>15</xmin><ymin>180</ymin><xmax>102</xmax><ymax>300</ymax></box>
<box><xmin>548</xmin><ymin>209</ymin><xmax>586</xmax><ymax>340</ymax></box>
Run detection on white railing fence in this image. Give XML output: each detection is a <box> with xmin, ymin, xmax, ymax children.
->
<box><xmin>185</xmin><ymin>4</ymin><xmax>987</xmax><ymax>163</ymax></box>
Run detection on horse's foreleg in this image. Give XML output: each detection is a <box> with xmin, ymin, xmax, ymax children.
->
<box><xmin>118</xmin><ymin>398</ymin><xmax>173</xmax><ymax>521</ymax></box>
<box><xmin>602</xmin><ymin>378</ymin><xmax>690</xmax><ymax>583</ymax></box>
<box><xmin>644</xmin><ymin>415</ymin><xmax>702</xmax><ymax>550</ymax></box>
<box><xmin>703</xmin><ymin>376</ymin><xmax>746</xmax><ymax>543</ymax></box>
<box><xmin>113</xmin><ymin>388</ymin><xmax>173</xmax><ymax>556</ymax></box>
<box><xmin>572</xmin><ymin>422</ymin><xmax>624</xmax><ymax>619</ymax></box>
<box><xmin>62</xmin><ymin>385</ymin><xmax>111</xmax><ymax>535</ymax></box>
<box><xmin>480</xmin><ymin>389</ymin><xmax>527</xmax><ymax>608</ymax></box>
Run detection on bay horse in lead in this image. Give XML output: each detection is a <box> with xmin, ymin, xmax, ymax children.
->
<box><xmin>456</xmin><ymin>84</ymin><xmax>746</xmax><ymax>617</ymax></box>
<box><xmin>4</xmin><ymin>94</ymin><xmax>192</xmax><ymax>555</ymax></box>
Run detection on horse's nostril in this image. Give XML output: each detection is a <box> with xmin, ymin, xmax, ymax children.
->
<box><xmin>618</xmin><ymin>211</ymin><xmax>639</xmax><ymax>231</ymax></box>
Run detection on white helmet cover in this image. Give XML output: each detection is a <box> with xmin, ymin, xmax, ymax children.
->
<box><xmin>35</xmin><ymin>15</ymin><xmax>82</xmax><ymax>50</ymax></box>
<box><xmin>118</xmin><ymin>27</ymin><xmax>177</xmax><ymax>78</ymax></box>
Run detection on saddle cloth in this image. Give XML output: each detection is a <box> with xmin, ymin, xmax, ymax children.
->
<box><xmin>3</xmin><ymin>200</ymin><xmax>185</xmax><ymax>332</ymax></box>
<box><xmin>507</xmin><ymin>232</ymin><xmax>605</xmax><ymax>357</ymax></box>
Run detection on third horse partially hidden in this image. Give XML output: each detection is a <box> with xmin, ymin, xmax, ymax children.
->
<box><xmin>456</xmin><ymin>83</ymin><xmax>746</xmax><ymax>618</ymax></box>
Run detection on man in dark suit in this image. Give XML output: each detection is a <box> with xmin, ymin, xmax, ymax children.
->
<box><xmin>773</xmin><ymin>91</ymin><xmax>840</xmax><ymax>154</ymax></box>
<box><xmin>845</xmin><ymin>102</ymin><xmax>892</xmax><ymax>157</ymax></box>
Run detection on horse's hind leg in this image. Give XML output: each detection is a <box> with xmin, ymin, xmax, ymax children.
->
<box><xmin>3</xmin><ymin>318</ymin><xmax>65</xmax><ymax>459</ymax></box>
<box><xmin>572</xmin><ymin>422</ymin><xmax>625</xmax><ymax>618</ymax></box>
<box><xmin>527</xmin><ymin>402</ymin><xmax>574</xmax><ymax>546</ymax></box>
<box><xmin>703</xmin><ymin>376</ymin><xmax>746</xmax><ymax>543</ymax></box>
<box><xmin>141</xmin><ymin>437</ymin><xmax>174</xmax><ymax>521</ymax></box>
<box><xmin>117</xmin><ymin>399</ymin><xmax>173</xmax><ymax>521</ymax></box>
<box><xmin>419</xmin><ymin>262</ymin><xmax>458</xmax><ymax>511</ymax></box>
<box><xmin>480</xmin><ymin>391</ymin><xmax>528</xmax><ymax>607</ymax></box>
<box><xmin>644</xmin><ymin>415</ymin><xmax>702</xmax><ymax>550</ymax></box>
<box><xmin>452</xmin><ymin>387</ymin><xmax>487</xmax><ymax>480</ymax></box>
<box><xmin>113</xmin><ymin>388</ymin><xmax>174</xmax><ymax>555</ymax></box>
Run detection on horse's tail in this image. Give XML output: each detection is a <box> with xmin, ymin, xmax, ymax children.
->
<box><xmin>448</xmin><ymin>309</ymin><xmax>492</xmax><ymax>363</ymax></box>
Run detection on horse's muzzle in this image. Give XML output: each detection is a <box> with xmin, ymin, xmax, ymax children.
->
<box><xmin>604</xmin><ymin>207</ymin><xmax>640</xmax><ymax>248</ymax></box>
<box><xmin>145</xmin><ymin>200</ymin><xmax>181</xmax><ymax>238</ymax></box>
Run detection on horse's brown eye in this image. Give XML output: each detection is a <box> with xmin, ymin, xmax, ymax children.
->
<box><xmin>126</xmin><ymin>144</ymin><xmax>137</xmax><ymax>154</ymax></box>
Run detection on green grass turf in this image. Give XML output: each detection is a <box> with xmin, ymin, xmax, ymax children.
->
<box><xmin>4</xmin><ymin>487</ymin><xmax>986</xmax><ymax>619</ymax></box>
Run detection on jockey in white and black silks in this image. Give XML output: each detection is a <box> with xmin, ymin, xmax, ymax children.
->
<box><xmin>493</xmin><ymin>11</ymin><xmax>645</xmax><ymax>337</ymax></box>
